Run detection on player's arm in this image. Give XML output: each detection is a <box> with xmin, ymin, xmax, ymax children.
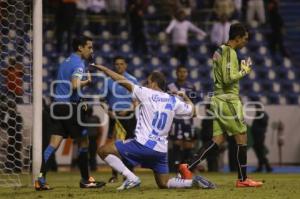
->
<box><xmin>188</xmin><ymin>22</ymin><xmax>207</xmax><ymax>37</ymax></box>
<box><xmin>165</xmin><ymin>19</ymin><xmax>176</xmax><ymax>34</ymax></box>
<box><xmin>222</xmin><ymin>49</ymin><xmax>252</xmax><ymax>85</ymax></box>
<box><xmin>176</xmin><ymin>91</ymin><xmax>195</xmax><ymax>117</ymax></box>
<box><xmin>71</xmin><ymin>71</ymin><xmax>92</xmax><ymax>89</ymax></box>
<box><xmin>91</xmin><ymin>63</ymin><xmax>134</xmax><ymax>92</ymax></box>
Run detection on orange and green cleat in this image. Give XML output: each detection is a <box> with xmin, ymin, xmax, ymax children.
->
<box><xmin>178</xmin><ymin>164</ymin><xmax>193</xmax><ymax>179</ymax></box>
<box><xmin>236</xmin><ymin>178</ymin><xmax>263</xmax><ymax>188</ymax></box>
<box><xmin>34</xmin><ymin>177</ymin><xmax>52</xmax><ymax>191</ymax></box>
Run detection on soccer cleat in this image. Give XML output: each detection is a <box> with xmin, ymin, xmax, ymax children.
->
<box><xmin>193</xmin><ymin>175</ymin><xmax>216</xmax><ymax>189</ymax></box>
<box><xmin>34</xmin><ymin>177</ymin><xmax>52</xmax><ymax>191</ymax></box>
<box><xmin>116</xmin><ymin>178</ymin><xmax>141</xmax><ymax>191</ymax></box>
<box><xmin>178</xmin><ymin>164</ymin><xmax>193</xmax><ymax>179</ymax></box>
<box><xmin>80</xmin><ymin>177</ymin><xmax>106</xmax><ymax>188</ymax></box>
<box><xmin>236</xmin><ymin>178</ymin><xmax>263</xmax><ymax>188</ymax></box>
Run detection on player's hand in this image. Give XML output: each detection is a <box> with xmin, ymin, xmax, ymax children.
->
<box><xmin>90</xmin><ymin>63</ymin><xmax>105</xmax><ymax>71</ymax></box>
<box><xmin>175</xmin><ymin>91</ymin><xmax>189</xmax><ymax>101</ymax></box>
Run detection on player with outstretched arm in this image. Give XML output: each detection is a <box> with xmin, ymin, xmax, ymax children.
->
<box><xmin>91</xmin><ymin>63</ymin><xmax>215</xmax><ymax>190</ymax></box>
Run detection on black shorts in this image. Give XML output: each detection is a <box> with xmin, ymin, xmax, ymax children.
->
<box><xmin>48</xmin><ymin>103</ymin><xmax>85</xmax><ymax>139</ymax></box>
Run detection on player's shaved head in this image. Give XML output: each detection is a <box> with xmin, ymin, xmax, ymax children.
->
<box><xmin>149</xmin><ymin>71</ymin><xmax>166</xmax><ymax>91</ymax></box>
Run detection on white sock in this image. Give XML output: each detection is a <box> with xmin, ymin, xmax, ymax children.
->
<box><xmin>167</xmin><ymin>177</ymin><xmax>193</xmax><ymax>188</ymax></box>
<box><xmin>104</xmin><ymin>154</ymin><xmax>138</xmax><ymax>181</ymax></box>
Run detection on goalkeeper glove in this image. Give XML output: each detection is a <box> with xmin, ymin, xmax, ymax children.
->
<box><xmin>240</xmin><ymin>58</ymin><xmax>252</xmax><ymax>76</ymax></box>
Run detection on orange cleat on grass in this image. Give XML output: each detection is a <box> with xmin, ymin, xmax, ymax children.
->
<box><xmin>178</xmin><ymin>164</ymin><xmax>193</xmax><ymax>179</ymax></box>
<box><xmin>236</xmin><ymin>178</ymin><xmax>263</xmax><ymax>188</ymax></box>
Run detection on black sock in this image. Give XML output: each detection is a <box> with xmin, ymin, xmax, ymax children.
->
<box><xmin>237</xmin><ymin>144</ymin><xmax>247</xmax><ymax>181</ymax></box>
<box><xmin>40</xmin><ymin>145</ymin><xmax>55</xmax><ymax>178</ymax></box>
<box><xmin>173</xmin><ymin>144</ymin><xmax>182</xmax><ymax>166</ymax></box>
<box><xmin>183</xmin><ymin>148</ymin><xmax>193</xmax><ymax>163</ymax></box>
<box><xmin>78</xmin><ymin>147</ymin><xmax>89</xmax><ymax>181</ymax></box>
<box><xmin>189</xmin><ymin>140</ymin><xmax>219</xmax><ymax>170</ymax></box>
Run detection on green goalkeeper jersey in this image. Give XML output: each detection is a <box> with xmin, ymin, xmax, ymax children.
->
<box><xmin>212</xmin><ymin>44</ymin><xmax>245</xmax><ymax>98</ymax></box>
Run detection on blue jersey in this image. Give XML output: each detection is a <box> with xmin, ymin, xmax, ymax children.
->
<box><xmin>106</xmin><ymin>72</ymin><xmax>138</xmax><ymax>111</ymax></box>
<box><xmin>54</xmin><ymin>53</ymin><xmax>85</xmax><ymax>102</ymax></box>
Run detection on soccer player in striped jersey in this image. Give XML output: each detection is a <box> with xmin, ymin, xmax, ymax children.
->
<box><xmin>179</xmin><ymin>23</ymin><xmax>263</xmax><ymax>187</ymax></box>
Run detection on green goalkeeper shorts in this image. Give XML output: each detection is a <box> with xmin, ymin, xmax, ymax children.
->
<box><xmin>210</xmin><ymin>96</ymin><xmax>247</xmax><ymax>136</ymax></box>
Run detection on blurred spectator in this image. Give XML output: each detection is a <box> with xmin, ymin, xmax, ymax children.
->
<box><xmin>128</xmin><ymin>0</ymin><xmax>148</xmax><ymax>55</ymax></box>
<box><xmin>75</xmin><ymin>0</ymin><xmax>89</xmax><ymax>35</ymax></box>
<box><xmin>106</xmin><ymin>0</ymin><xmax>126</xmax><ymax>35</ymax></box>
<box><xmin>246</xmin><ymin>0</ymin><xmax>266</xmax><ymax>27</ymax></box>
<box><xmin>1</xmin><ymin>57</ymin><xmax>24</xmax><ymax>104</ymax></box>
<box><xmin>87</xmin><ymin>0</ymin><xmax>106</xmax><ymax>13</ymax></box>
<box><xmin>168</xmin><ymin>65</ymin><xmax>199</xmax><ymax>171</ymax></box>
<box><xmin>233</xmin><ymin>0</ymin><xmax>242</xmax><ymax>19</ymax></box>
<box><xmin>267</xmin><ymin>0</ymin><xmax>289</xmax><ymax>58</ymax></box>
<box><xmin>87</xmin><ymin>0</ymin><xmax>107</xmax><ymax>34</ymax></box>
<box><xmin>213</xmin><ymin>0</ymin><xmax>235</xmax><ymax>20</ymax></box>
<box><xmin>210</xmin><ymin>14</ymin><xmax>231</xmax><ymax>53</ymax></box>
<box><xmin>106</xmin><ymin>0</ymin><xmax>126</xmax><ymax>13</ymax></box>
<box><xmin>165</xmin><ymin>10</ymin><xmax>206</xmax><ymax>65</ymax></box>
<box><xmin>175</xmin><ymin>0</ymin><xmax>197</xmax><ymax>17</ymax></box>
<box><xmin>252</xmin><ymin>104</ymin><xmax>272</xmax><ymax>172</ymax></box>
<box><xmin>55</xmin><ymin>0</ymin><xmax>78</xmax><ymax>53</ymax></box>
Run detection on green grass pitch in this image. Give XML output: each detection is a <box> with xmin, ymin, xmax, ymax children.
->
<box><xmin>1</xmin><ymin>170</ymin><xmax>300</xmax><ymax>199</ymax></box>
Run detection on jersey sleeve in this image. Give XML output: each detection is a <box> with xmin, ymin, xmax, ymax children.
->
<box><xmin>132</xmin><ymin>85</ymin><xmax>149</xmax><ymax>102</ymax></box>
<box><xmin>72</xmin><ymin>66</ymin><xmax>84</xmax><ymax>80</ymax></box>
<box><xmin>174</xmin><ymin>98</ymin><xmax>193</xmax><ymax>117</ymax></box>
<box><xmin>221</xmin><ymin>47</ymin><xmax>244</xmax><ymax>85</ymax></box>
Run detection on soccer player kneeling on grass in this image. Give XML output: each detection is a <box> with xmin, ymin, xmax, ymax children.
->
<box><xmin>179</xmin><ymin>23</ymin><xmax>263</xmax><ymax>188</ymax></box>
<box><xmin>91</xmin><ymin>63</ymin><xmax>215</xmax><ymax>190</ymax></box>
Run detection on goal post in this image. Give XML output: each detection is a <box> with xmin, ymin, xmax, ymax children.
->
<box><xmin>0</xmin><ymin>0</ymin><xmax>42</xmax><ymax>187</ymax></box>
<box><xmin>32</xmin><ymin>0</ymin><xmax>43</xmax><ymax>183</ymax></box>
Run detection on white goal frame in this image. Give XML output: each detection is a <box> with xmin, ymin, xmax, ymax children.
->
<box><xmin>32</xmin><ymin>0</ymin><xmax>42</xmax><ymax>183</ymax></box>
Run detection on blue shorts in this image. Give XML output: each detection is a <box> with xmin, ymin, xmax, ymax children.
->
<box><xmin>115</xmin><ymin>139</ymin><xmax>169</xmax><ymax>174</ymax></box>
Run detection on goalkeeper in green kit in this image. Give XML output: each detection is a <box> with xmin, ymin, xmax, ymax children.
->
<box><xmin>179</xmin><ymin>23</ymin><xmax>263</xmax><ymax>187</ymax></box>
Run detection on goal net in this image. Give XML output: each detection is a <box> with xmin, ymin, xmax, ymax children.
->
<box><xmin>0</xmin><ymin>0</ymin><xmax>33</xmax><ymax>187</ymax></box>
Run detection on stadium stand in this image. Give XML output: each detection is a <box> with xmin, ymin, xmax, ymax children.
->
<box><xmin>36</xmin><ymin>0</ymin><xmax>299</xmax><ymax>105</ymax></box>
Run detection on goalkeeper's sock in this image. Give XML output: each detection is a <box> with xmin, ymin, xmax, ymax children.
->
<box><xmin>167</xmin><ymin>177</ymin><xmax>193</xmax><ymax>188</ymax></box>
<box><xmin>78</xmin><ymin>147</ymin><xmax>90</xmax><ymax>181</ymax></box>
<box><xmin>104</xmin><ymin>154</ymin><xmax>138</xmax><ymax>181</ymax></box>
<box><xmin>188</xmin><ymin>140</ymin><xmax>219</xmax><ymax>170</ymax></box>
<box><xmin>236</xmin><ymin>144</ymin><xmax>247</xmax><ymax>181</ymax></box>
<box><xmin>40</xmin><ymin>145</ymin><xmax>55</xmax><ymax>178</ymax></box>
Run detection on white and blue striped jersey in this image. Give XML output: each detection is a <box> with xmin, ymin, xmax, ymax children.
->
<box><xmin>132</xmin><ymin>85</ymin><xmax>193</xmax><ymax>153</ymax></box>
